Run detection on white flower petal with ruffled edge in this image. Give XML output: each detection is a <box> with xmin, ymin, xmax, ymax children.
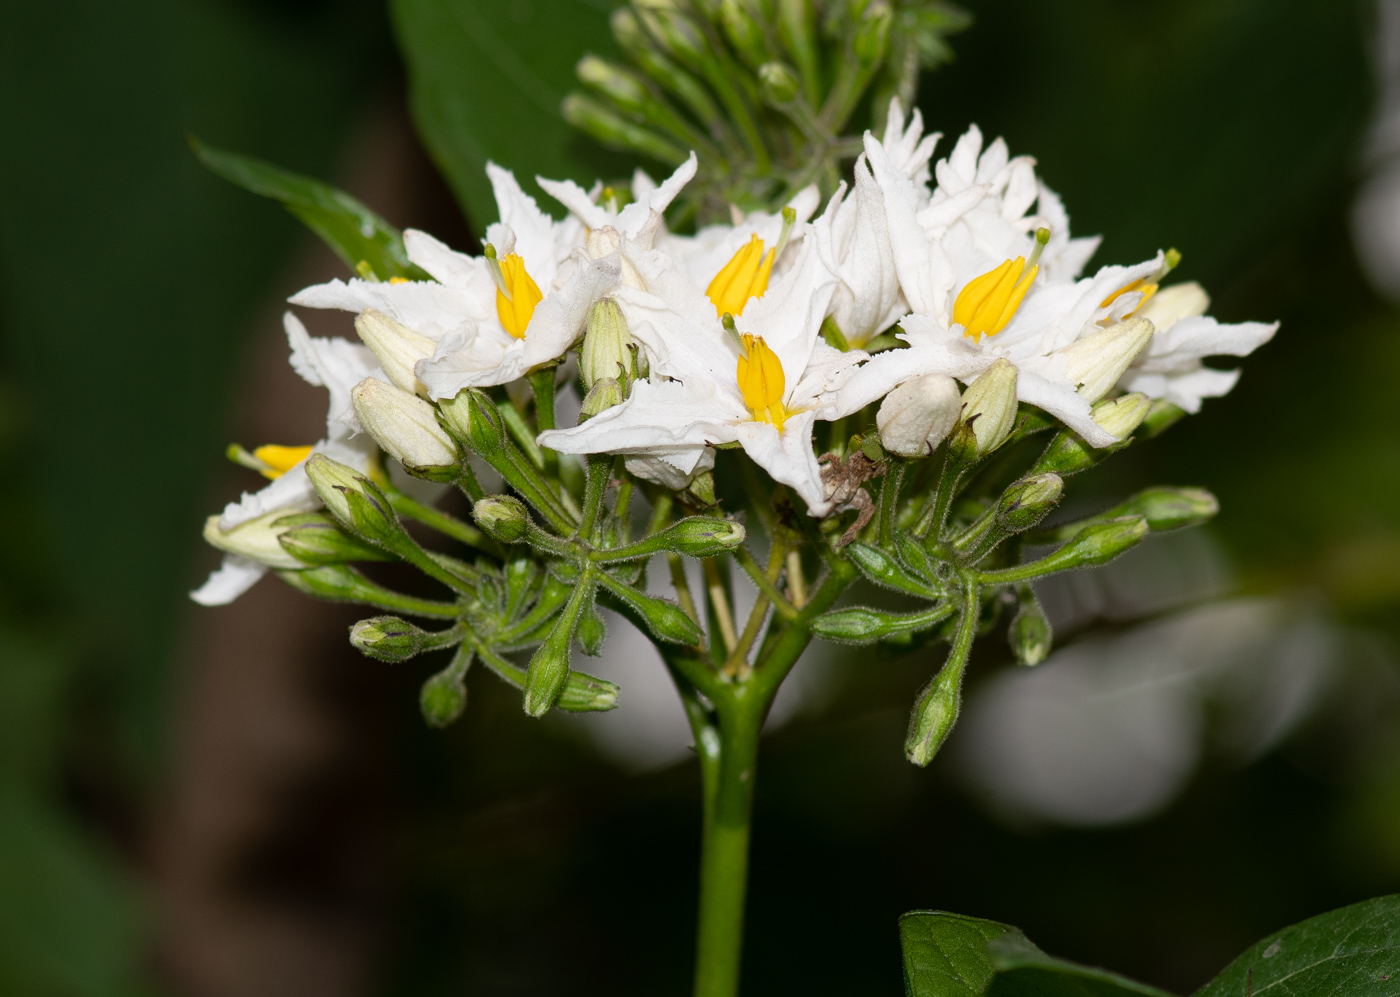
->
<box><xmin>536</xmin><ymin>153</ymin><xmax>697</xmax><ymax>247</ymax></box>
<box><xmin>190</xmin><ymin>555</ymin><xmax>268</xmax><ymax>607</ymax></box>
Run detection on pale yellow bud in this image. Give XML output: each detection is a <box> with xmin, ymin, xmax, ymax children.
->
<box><xmin>958</xmin><ymin>358</ymin><xmax>1019</xmax><ymax>458</ymax></box>
<box><xmin>354</xmin><ymin>309</ymin><xmax>436</xmax><ymax>396</ymax></box>
<box><xmin>1061</xmin><ymin>318</ymin><xmax>1155</xmax><ymax>402</ymax></box>
<box><xmin>876</xmin><ymin>373</ymin><xmax>961</xmax><ymax>457</ymax></box>
<box><xmin>350</xmin><ymin>378</ymin><xmax>458</xmax><ymax>479</ymax></box>
<box><xmin>203</xmin><ymin>509</ymin><xmax>303</xmax><ymax>569</ymax></box>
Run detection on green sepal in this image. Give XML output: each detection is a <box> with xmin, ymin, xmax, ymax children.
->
<box><xmin>904</xmin><ymin>651</ymin><xmax>966</xmax><ymax>767</ymax></box>
<box><xmin>188</xmin><ymin>136</ymin><xmax>426</xmax><ymax>281</ymax></box>
<box><xmin>523</xmin><ymin>577</ymin><xmax>596</xmax><ymax>716</ymax></box>
<box><xmin>845</xmin><ymin>541</ymin><xmax>944</xmax><ymax>599</ymax></box>
<box><xmin>1008</xmin><ymin>585</ymin><xmax>1051</xmax><ymax>666</ymax></box>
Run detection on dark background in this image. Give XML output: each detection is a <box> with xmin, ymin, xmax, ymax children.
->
<box><xmin>2</xmin><ymin>0</ymin><xmax>1397</xmax><ymax>994</ymax></box>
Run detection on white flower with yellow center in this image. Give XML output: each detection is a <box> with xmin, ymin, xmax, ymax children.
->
<box><xmin>538</xmin><ymin>224</ymin><xmax>865</xmax><ymax>514</ymax></box>
<box><xmin>191</xmin><ymin>313</ymin><xmax>381</xmax><ymax>606</ymax></box>
<box><xmin>290</xmin><ymin>157</ymin><xmax>697</xmax><ymax>397</ymax></box>
<box><xmin>1117</xmin><ymin>282</ymin><xmax>1278</xmax><ymax>411</ymax></box>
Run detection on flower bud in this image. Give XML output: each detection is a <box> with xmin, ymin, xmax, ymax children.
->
<box><xmin>351</xmin><ymin>378</ymin><xmax>459</xmax><ymax>481</ymax></box>
<box><xmin>853</xmin><ymin>0</ymin><xmax>892</xmax><ymax>64</ymax></box>
<box><xmin>877</xmin><ymin>373</ymin><xmax>962</xmax><ymax>457</ymax></box>
<box><xmin>303</xmin><ymin>453</ymin><xmax>369</xmax><ymax>527</ymax></box>
<box><xmin>524</xmin><ymin>630</ymin><xmax>572</xmax><ymax>717</ymax></box>
<box><xmin>601</xmin><ymin>516</ymin><xmax>747</xmax><ymax>561</ymax></box>
<box><xmin>1061</xmin><ymin>318</ymin><xmax>1154</xmax><ymax>402</ymax></box>
<box><xmin>905</xmin><ymin>657</ymin><xmax>964</xmax><ymax>767</ymax></box>
<box><xmin>420</xmin><ymin>665</ymin><xmax>467</xmax><ymax>728</ymax></box>
<box><xmin>576</xmin><ymin>54</ymin><xmax>650</xmax><ymax>112</ymax></box>
<box><xmin>350</xmin><ymin>616</ymin><xmax>425</xmax><ymax>663</ymax></box>
<box><xmin>1009</xmin><ymin>589</ymin><xmax>1052</xmax><ymax>666</ymax></box>
<box><xmin>1136</xmin><ymin>282</ymin><xmax>1209</xmax><ymax>330</ymax></box>
<box><xmin>576</xmin><ymin>604</ymin><xmax>606</xmax><ymax>656</ymax></box>
<box><xmin>720</xmin><ymin>0</ymin><xmax>768</xmax><ymax>67</ymax></box>
<box><xmin>1058</xmin><ymin>516</ymin><xmax>1148</xmax><ymax>568</ymax></box>
<box><xmin>561</xmin><ymin>93</ymin><xmax>689</xmax><ymax>165</ymax></box>
<box><xmin>995</xmin><ymin>473</ymin><xmax>1064</xmax><ymax>534</ymax></box>
<box><xmin>1140</xmin><ymin>399</ymin><xmax>1186</xmax><ymax>438</ymax></box>
<box><xmin>601</xmin><ymin>577</ymin><xmax>704</xmax><ymax>645</ymax></box>
<box><xmin>580</xmin><ymin>299</ymin><xmax>632</xmax><ymax>391</ymax></box>
<box><xmin>275</xmin><ymin>512</ymin><xmax>392</xmax><ymax>565</ymax></box>
<box><xmin>1117</xmin><ymin>486</ymin><xmax>1218</xmax><ymax>532</ymax></box>
<box><xmin>580</xmin><ymin>378</ymin><xmax>626</xmax><ymax>420</ymax></box>
<box><xmin>955</xmin><ymin>359</ymin><xmax>1018</xmax><ymax>459</ymax></box>
<box><xmin>1091</xmin><ymin>391</ymin><xmax>1151</xmax><ymax>439</ymax></box>
<box><xmin>438</xmin><ymin>388</ymin><xmax>505</xmax><ymax>456</ymax></box>
<box><xmin>810</xmin><ymin>604</ymin><xmax>949</xmax><ymax>644</ymax></box>
<box><xmin>203</xmin><ymin>510</ymin><xmax>304</xmax><ymax>569</ymax></box>
<box><xmin>472</xmin><ymin>495</ymin><xmax>530</xmax><ymax>542</ymax></box>
<box><xmin>758</xmin><ymin>61</ymin><xmax>801</xmax><ymax>103</ymax></box>
<box><xmin>558</xmin><ymin>672</ymin><xmax>620</xmax><ymax>711</ymax></box>
<box><xmin>354</xmin><ymin>309</ymin><xmax>435</xmax><ymax>395</ymax></box>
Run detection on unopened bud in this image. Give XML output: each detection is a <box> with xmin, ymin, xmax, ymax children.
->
<box><xmin>995</xmin><ymin>473</ymin><xmax>1063</xmax><ymax>533</ymax></box>
<box><xmin>351</xmin><ymin>378</ymin><xmax>459</xmax><ymax>481</ymax></box>
<box><xmin>420</xmin><ymin>666</ymin><xmax>467</xmax><ymax>727</ymax></box>
<box><xmin>1009</xmin><ymin>588</ymin><xmax>1052</xmax><ymax>665</ymax></box>
<box><xmin>1061</xmin><ymin>318</ymin><xmax>1154</xmax><ymax>402</ymax></box>
<box><xmin>1116</xmin><ymin>486</ymin><xmax>1218</xmax><ymax>532</ymax></box>
<box><xmin>1140</xmin><ymin>399</ymin><xmax>1186</xmax><ymax>438</ymax></box>
<box><xmin>275</xmin><ymin>512</ymin><xmax>392</xmax><ymax>565</ymax></box>
<box><xmin>1059</xmin><ymin>516</ymin><xmax>1148</xmax><ymax>567</ymax></box>
<box><xmin>576</xmin><ymin>604</ymin><xmax>606</xmax><ymax>656</ymax></box>
<box><xmin>524</xmin><ymin>631</ymin><xmax>572</xmax><ymax>717</ymax></box>
<box><xmin>758</xmin><ymin>61</ymin><xmax>801</xmax><ymax>103</ymax></box>
<box><xmin>350</xmin><ymin>616</ymin><xmax>425</xmax><ymax>663</ymax></box>
<box><xmin>720</xmin><ymin>0</ymin><xmax>768</xmax><ymax>67</ymax></box>
<box><xmin>1092</xmin><ymin>391</ymin><xmax>1151</xmax><ymax>439</ymax></box>
<box><xmin>304</xmin><ymin>453</ymin><xmax>372</xmax><ymax>530</ymax></box>
<box><xmin>602</xmin><ymin>578</ymin><xmax>703</xmax><ymax>645</ymax></box>
<box><xmin>810</xmin><ymin>604</ymin><xmax>948</xmax><ymax>644</ymax></box>
<box><xmin>854</xmin><ymin>0</ymin><xmax>893</xmax><ymax>63</ymax></box>
<box><xmin>576</xmin><ymin>54</ymin><xmax>650</xmax><ymax>112</ymax></box>
<box><xmin>203</xmin><ymin>509</ymin><xmax>304</xmax><ymax>569</ymax></box>
<box><xmin>905</xmin><ymin>655</ymin><xmax>966</xmax><ymax>767</ymax></box>
<box><xmin>877</xmin><ymin>373</ymin><xmax>962</xmax><ymax>457</ymax></box>
<box><xmin>580</xmin><ymin>377</ymin><xmax>625</xmax><ymax>419</ymax></box>
<box><xmin>603</xmin><ymin>516</ymin><xmax>746</xmax><ymax>560</ymax></box>
<box><xmin>955</xmin><ymin>359</ymin><xmax>1018</xmax><ymax>459</ymax></box>
<box><xmin>472</xmin><ymin>495</ymin><xmax>530</xmax><ymax>542</ymax></box>
<box><xmin>558</xmin><ymin>671</ymin><xmax>620</xmax><ymax>711</ymax></box>
<box><xmin>354</xmin><ymin>309</ymin><xmax>434</xmax><ymax>395</ymax></box>
<box><xmin>580</xmin><ymin>298</ymin><xmax>632</xmax><ymax>390</ymax></box>
<box><xmin>1136</xmin><ymin>281</ymin><xmax>1209</xmax><ymax>330</ymax></box>
<box><xmin>438</xmin><ymin>388</ymin><xmax>505</xmax><ymax>455</ymax></box>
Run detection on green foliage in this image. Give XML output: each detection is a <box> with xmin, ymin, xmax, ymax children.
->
<box><xmin>188</xmin><ymin>136</ymin><xmax>427</xmax><ymax>280</ymax></box>
<box><xmin>901</xmin><ymin>898</ymin><xmax>1400</xmax><ymax>997</ymax></box>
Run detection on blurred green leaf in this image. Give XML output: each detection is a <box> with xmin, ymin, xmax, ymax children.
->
<box><xmin>188</xmin><ymin>134</ymin><xmax>425</xmax><ymax>280</ymax></box>
<box><xmin>391</xmin><ymin>0</ymin><xmax>632</xmax><ymax>227</ymax></box>
<box><xmin>1194</xmin><ymin>896</ymin><xmax>1400</xmax><ymax>997</ymax></box>
<box><xmin>900</xmin><ymin>911</ymin><xmax>1174</xmax><ymax>997</ymax></box>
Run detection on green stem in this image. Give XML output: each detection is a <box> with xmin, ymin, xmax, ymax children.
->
<box><xmin>385</xmin><ymin>488</ymin><xmax>499</xmax><ymax>556</ymax></box>
<box><xmin>878</xmin><ymin>461</ymin><xmax>906</xmax><ymax>546</ymax></box>
<box><xmin>529</xmin><ymin>366</ymin><xmax>560</xmax><ymax>481</ymax></box>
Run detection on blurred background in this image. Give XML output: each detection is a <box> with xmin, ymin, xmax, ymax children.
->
<box><xmin>2</xmin><ymin>0</ymin><xmax>1399</xmax><ymax>993</ymax></box>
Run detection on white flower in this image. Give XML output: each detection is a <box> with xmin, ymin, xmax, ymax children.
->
<box><xmin>190</xmin><ymin>313</ymin><xmax>380</xmax><ymax>606</ymax></box>
<box><xmin>1118</xmin><ymin>282</ymin><xmax>1278</xmax><ymax>412</ymax></box>
<box><xmin>289</xmin><ymin>156</ymin><xmax>697</xmax><ymax>398</ymax></box>
<box><xmin>539</xmin><ymin>225</ymin><xmax>864</xmax><ymax>514</ymax></box>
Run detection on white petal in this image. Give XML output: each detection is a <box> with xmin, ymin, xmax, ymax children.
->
<box><xmin>190</xmin><ymin>555</ymin><xmax>267</xmax><ymax>606</ymax></box>
<box><xmin>736</xmin><ymin>411</ymin><xmax>828</xmax><ymax>514</ymax></box>
<box><xmin>540</xmin><ymin>376</ymin><xmax>745</xmax><ymax>456</ymax></box>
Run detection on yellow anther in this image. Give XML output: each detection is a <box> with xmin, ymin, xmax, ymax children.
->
<box><xmin>494</xmin><ymin>253</ymin><xmax>543</xmax><ymax>339</ymax></box>
<box><xmin>389</xmin><ymin>276</ymin><xmax>411</xmax><ymax>285</ymax></box>
<box><xmin>735</xmin><ymin>333</ymin><xmax>788</xmax><ymax>431</ymax></box>
<box><xmin>954</xmin><ymin>257</ymin><xmax>1038</xmax><ymax>340</ymax></box>
<box><xmin>252</xmin><ymin>444</ymin><xmax>314</xmax><ymax>480</ymax></box>
<box><xmin>708</xmin><ymin>234</ymin><xmax>775</xmax><ymax>318</ymax></box>
<box><xmin>1100</xmin><ymin>248</ymin><xmax>1180</xmax><ymax>314</ymax></box>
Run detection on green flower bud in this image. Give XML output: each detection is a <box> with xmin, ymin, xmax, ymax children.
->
<box><xmin>576</xmin><ymin>603</ymin><xmax>606</xmax><ymax>656</ymax></box>
<box><xmin>1058</xmin><ymin>516</ymin><xmax>1149</xmax><ymax>568</ymax></box>
<box><xmin>844</xmin><ymin>541</ymin><xmax>944</xmax><ymax>599</ymax></box>
<box><xmin>274</xmin><ymin>512</ymin><xmax>392</xmax><ymax>565</ymax></box>
<box><xmin>811</xmin><ymin>603</ymin><xmax>951</xmax><ymax>644</ymax></box>
<box><xmin>350</xmin><ymin>616</ymin><xmax>425</xmax><ymax>663</ymax></box>
<box><xmin>995</xmin><ymin>472</ymin><xmax>1064</xmax><ymax>533</ymax></box>
<box><xmin>558</xmin><ymin>671</ymin><xmax>620</xmax><ymax>711</ymax></box>
<box><xmin>561</xmin><ymin>93</ymin><xmax>690</xmax><ymax>164</ymax></box>
<box><xmin>854</xmin><ymin>0</ymin><xmax>892</xmax><ymax>64</ymax></box>
<box><xmin>1009</xmin><ymin>588</ymin><xmax>1052</xmax><ymax>666</ymax></box>
<box><xmin>1118</xmin><ymin>486</ymin><xmax>1219</xmax><ymax>532</ymax></box>
<box><xmin>203</xmin><ymin>509</ymin><xmax>304</xmax><ymax>570</ymax></box>
<box><xmin>905</xmin><ymin>656</ymin><xmax>965</xmax><ymax>767</ymax></box>
<box><xmin>524</xmin><ymin>631</ymin><xmax>573</xmax><ymax>717</ymax></box>
<box><xmin>439</xmin><ymin>388</ymin><xmax>505</xmax><ymax>455</ymax></box>
<box><xmin>576</xmin><ymin>54</ymin><xmax>650</xmax><ymax>112</ymax></box>
<box><xmin>351</xmin><ymin>378</ymin><xmax>459</xmax><ymax>481</ymax></box>
<box><xmin>1140</xmin><ymin>398</ymin><xmax>1186</xmax><ymax>438</ymax></box>
<box><xmin>580</xmin><ymin>377</ymin><xmax>625</xmax><ymax>420</ymax></box>
<box><xmin>954</xmin><ymin>359</ymin><xmax>1019</xmax><ymax>459</ymax></box>
<box><xmin>420</xmin><ymin>666</ymin><xmax>467</xmax><ymax>728</ymax></box>
<box><xmin>304</xmin><ymin>454</ymin><xmax>372</xmax><ymax>530</ymax></box>
<box><xmin>877</xmin><ymin>372</ymin><xmax>962</xmax><ymax>457</ymax></box>
<box><xmin>581</xmin><ymin>298</ymin><xmax>633</xmax><ymax>391</ymax></box>
<box><xmin>758</xmin><ymin>61</ymin><xmax>801</xmax><ymax>103</ymax></box>
<box><xmin>353</xmin><ymin>309</ymin><xmax>434</xmax><ymax>395</ymax></box>
<box><xmin>472</xmin><ymin>495</ymin><xmax>530</xmax><ymax>543</ymax></box>
<box><xmin>720</xmin><ymin>0</ymin><xmax>769</xmax><ymax>67</ymax></box>
<box><xmin>1092</xmin><ymin>391</ymin><xmax>1151</xmax><ymax>439</ymax></box>
<box><xmin>599</xmin><ymin>575</ymin><xmax>703</xmax><ymax>645</ymax></box>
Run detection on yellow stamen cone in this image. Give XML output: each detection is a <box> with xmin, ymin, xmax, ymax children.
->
<box><xmin>252</xmin><ymin>444</ymin><xmax>314</xmax><ymax>480</ymax></box>
<box><xmin>736</xmin><ymin>333</ymin><xmax>788</xmax><ymax>431</ymax></box>
<box><xmin>708</xmin><ymin>234</ymin><xmax>774</xmax><ymax>317</ymax></box>
<box><xmin>954</xmin><ymin>257</ymin><xmax>1038</xmax><ymax>341</ymax></box>
<box><xmin>495</xmin><ymin>253</ymin><xmax>543</xmax><ymax>339</ymax></box>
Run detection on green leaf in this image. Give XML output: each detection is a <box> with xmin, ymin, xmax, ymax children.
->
<box><xmin>187</xmin><ymin>135</ymin><xmax>426</xmax><ymax>280</ymax></box>
<box><xmin>1194</xmin><ymin>895</ymin><xmax>1400</xmax><ymax>997</ymax></box>
<box><xmin>391</xmin><ymin>0</ymin><xmax>634</xmax><ymax>228</ymax></box>
<box><xmin>900</xmin><ymin>911</ymin><xmax>1175</xmax><ymax>997</ymax></box>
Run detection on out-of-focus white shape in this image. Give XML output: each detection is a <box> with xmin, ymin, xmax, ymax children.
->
<box><xmin>1352</xmin><ymin>0</ymin><xmax>1400</xmax><ymax>297</ymax></box>
<box><xmin>956</xmin><ymin>596</ymin><xmax>1337</xmax><ymax>827</ymax></box>
<box><xmin>560</xmin><ymin>552</ymin><xmax>834</xmax><ymax>771</ymax></box>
